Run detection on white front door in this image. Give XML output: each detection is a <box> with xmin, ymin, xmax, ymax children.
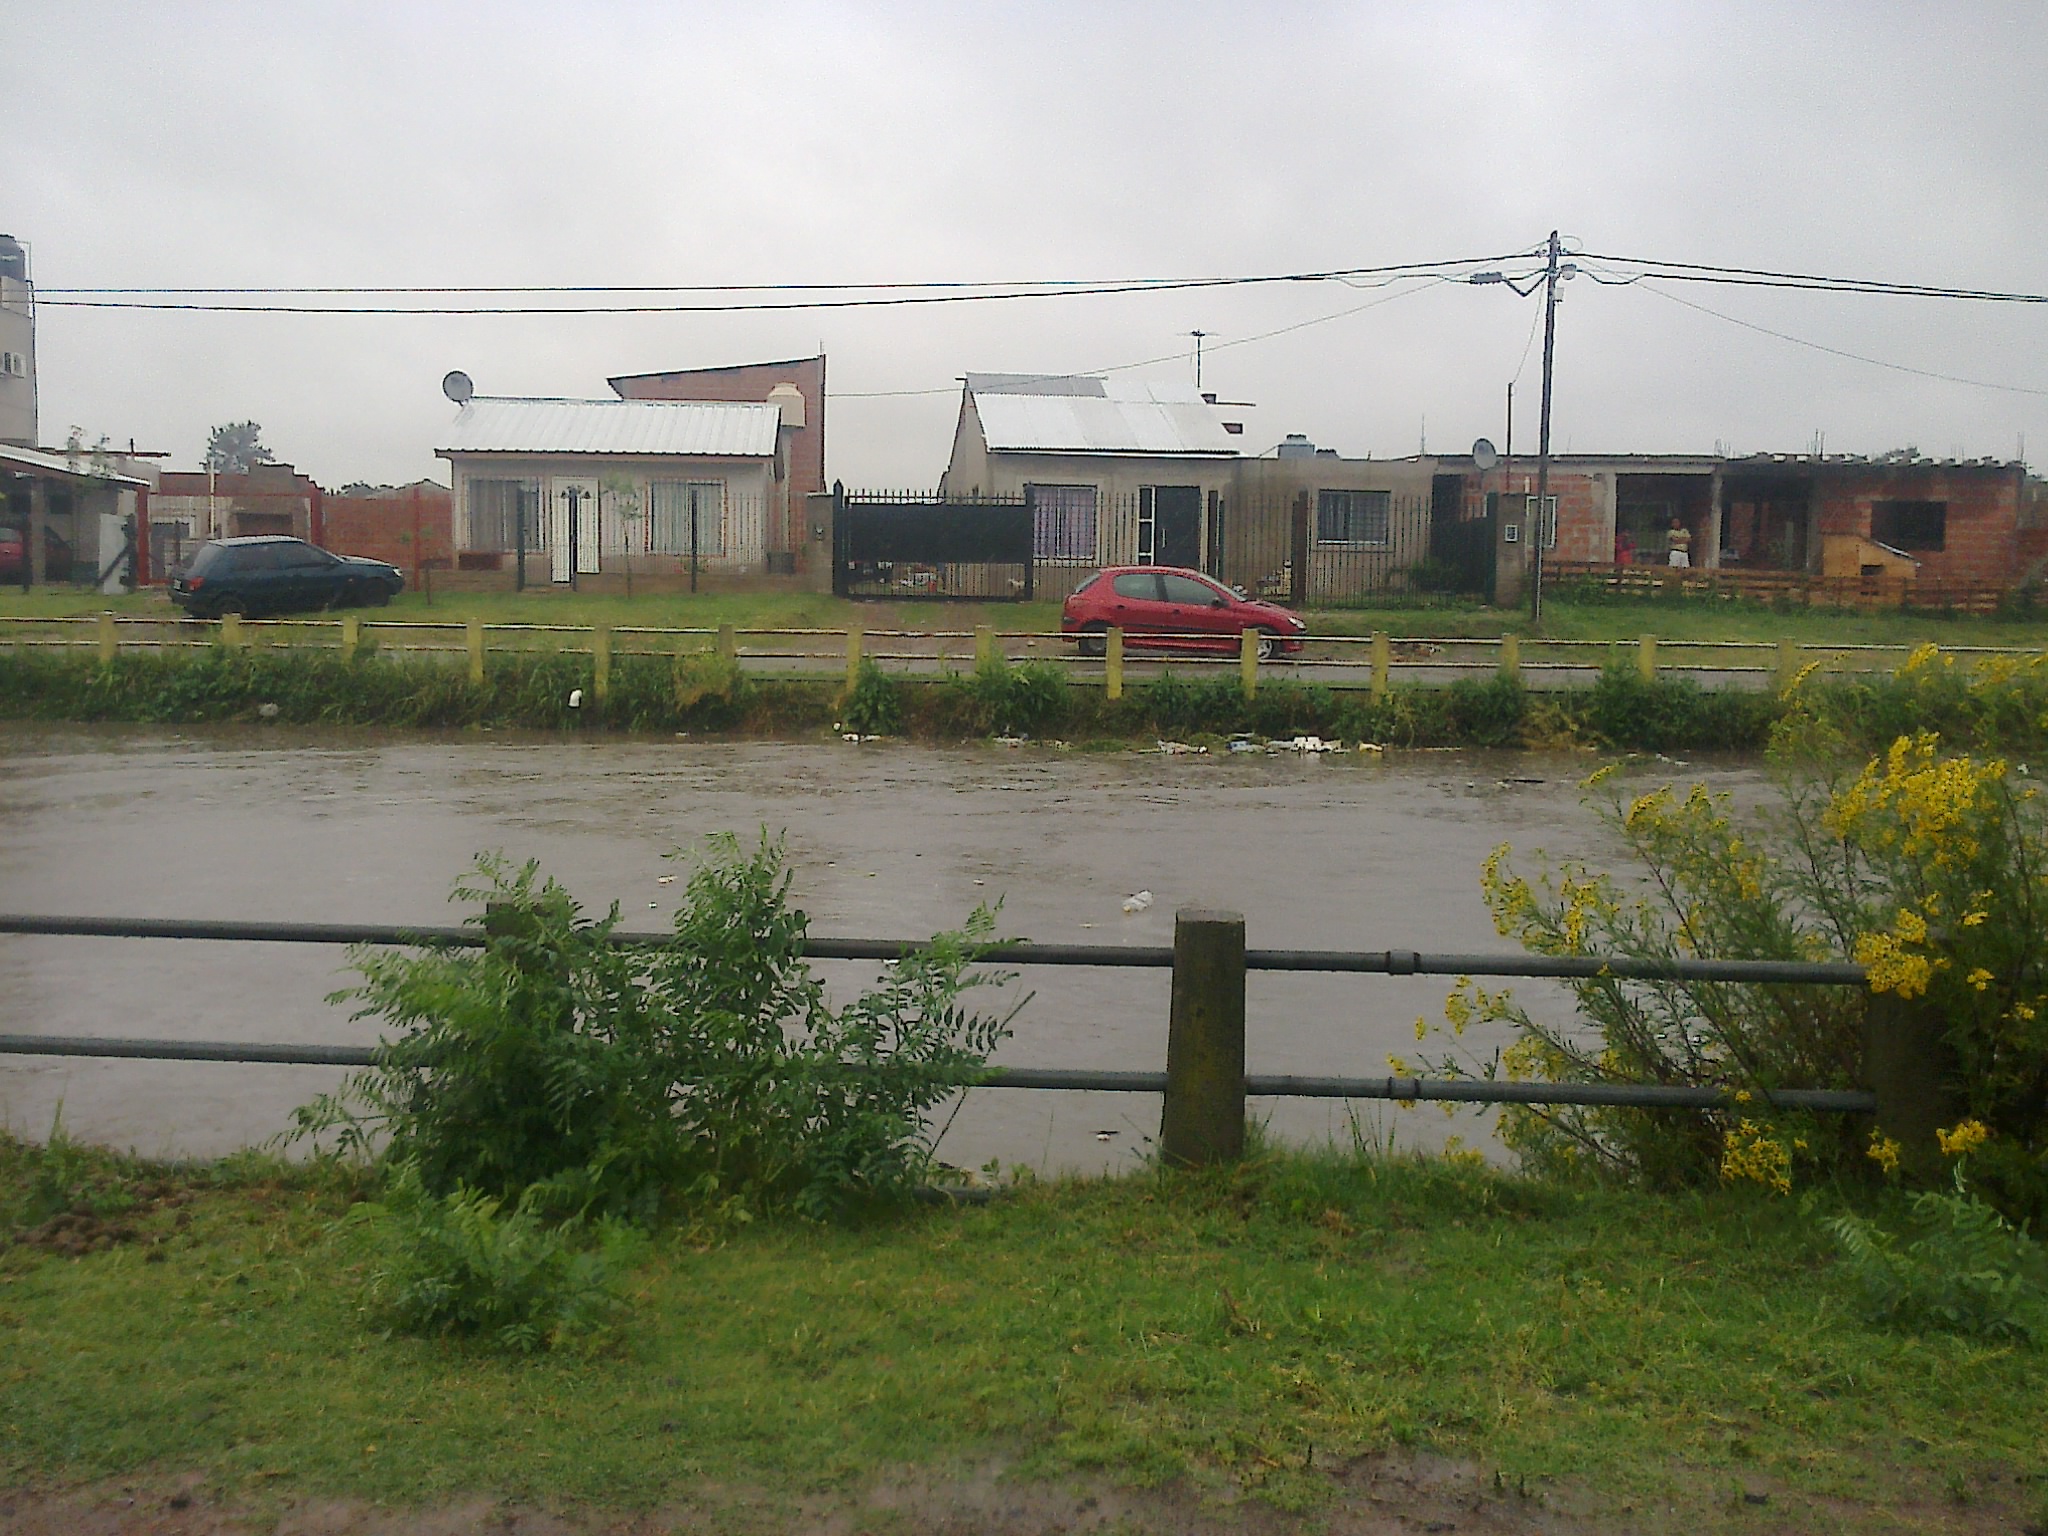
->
<box><xmin>550</xmin><ymin>479</ymin><xmax>600</xmax><ymax>580</ymax></box>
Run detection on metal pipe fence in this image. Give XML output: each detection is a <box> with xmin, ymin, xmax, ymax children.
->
<box><xmin>0</xmin><ymin>911</ymin><xmax>1885</xmax><ymax>1141</ymax></box>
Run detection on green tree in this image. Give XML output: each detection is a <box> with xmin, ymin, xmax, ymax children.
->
<box><xmin>204</xmin><ymin>420</ymin><xmax>275</xmax><ymax>474</ymax></box>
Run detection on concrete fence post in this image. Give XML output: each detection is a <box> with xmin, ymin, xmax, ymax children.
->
<box><xmin>1105</xmin><ymin>626</ymin><xmax>1124</xmax><ymax>701</ymax></box>
<box><xmin>1638</xmin><ymin>633</ymin><xmax>1658</xmax><ymax>682</ymax></box>
<box><xmin>465</xmin><ymin>618</ymin><xmax>485</xmax><ymax>685</ymax></box>
<box><xmin>975</xmin><ymin>623</ymin><xmax>996</xmax><ymax>670</ymax></box>
<box><xmin>1160</xmin><ymin>908</ymin><xmax>1247</xmax><ymax>1168</ymax></box>
<box><xmin>1863</xmin><ymin>991</ymin><xmax>1964</xmax><ymax>1182</ymax></box>
<box><xmin>1370</xmin><ymin>630</ymin><xmax>1391</xmax><ymax>702</ymax></box>
<box><xmin>97</xmin><ymin>611</ymin><xmax>116</xmax><ymax>665</ymax></box>
<box><xmin>219</xmin><ymin>613</ymin><xmax>242</xmax><ymax>650</ymax></box>
<box><xmin>1776</xmin><ymin>638</ymin><xmax>1799</xmax><ymax>693</ymax></box>
<box><xmin>592</xmin><ymin>625</ymin><xmax>612</xmax><ymax>702</ymax></box>
<box><xmin>340</xmin><ymin>615</ymin><xmax>360</xmax><ymax>662</ymax></box>
<box><xmin>1240</xmin><ymin>628</ymin><xmax>1258</xmax><ymax>699</ymax></box>
<box><xmin>1499</xmin><ymin>633</ymin><xmax>1520</xmax><ymax>682</ymax></box>
<box><xmin>845</xmin><ymin>625</ymin><xmax>863</xmax><ymax>691</ymax></box>
<box><xmin>717</xmin><ymin>624</ymin><xmax>737</xmax><ymax>663</ymax></box>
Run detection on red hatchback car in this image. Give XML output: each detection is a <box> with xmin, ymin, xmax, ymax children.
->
<box><xmin>1062</xmin><ymin>566</ymin><xmax>1308</xmax><ymax>659</ymax></box>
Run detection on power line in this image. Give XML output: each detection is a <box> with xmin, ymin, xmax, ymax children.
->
<box><xmin>1633</xmin><ymin>279</ymin><xmax>2048</xmax><ymax>398</ymax></box>
<box><xmin>1580</xmin><ymin>250</ymin><xmax>2048</xmax><ymax>305</ymax></box>
<box><xmin>827</xmin><ymin>275</ymin><xmax>1450</xmax><ymax>399</ymax></box>
<box><xmin>33</xmin><ymin>252</ymin><xmax>1526</xmax><ymax>315</ymax></box>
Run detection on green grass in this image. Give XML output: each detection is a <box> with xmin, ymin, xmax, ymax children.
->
<box><xmin>7</xmin><ymin>585</ymin><xmax>2048</xmax><ymax>648</ymax></box>
<box><xmin>3</xmin><ymin>1133</ymin><xmax>2043</xmax><ymax>1529</ymax></box>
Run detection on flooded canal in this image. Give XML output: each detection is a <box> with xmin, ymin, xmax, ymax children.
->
<box><xmin>0</xmin><ymin>725</ymin><xmax>1771</xmax><ymax>1171</ymax></box>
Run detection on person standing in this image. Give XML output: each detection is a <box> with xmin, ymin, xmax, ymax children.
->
<box><xmin>1667</xmin><ymin>518</ymin><xmax>1692</xmax><ymax>568</ymax></box>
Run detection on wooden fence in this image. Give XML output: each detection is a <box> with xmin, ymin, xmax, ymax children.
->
<box><xmin>1547</xmin><ymin>561</ymin><xmax>2029</xmax><ymax>614</ymax></box>
<box><xmin>4</xmin><ymin>613</ymin><xmax>2045</xmax><ymax>703</ymax></box>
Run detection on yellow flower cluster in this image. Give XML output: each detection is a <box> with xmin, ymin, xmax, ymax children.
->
<box><xmin>1865</xmin><ymin>1131</ymin><xmax>1902</xmax><ymax>1176</ymax></box>
<box><xmin>1853</xmin><ymin>907</ymin><xmax>1947</xmax><ymax>999</ymax></box>
<box><xmin>1826</xmin><ymin>732</ymin><xmax>2006</xmax><ymax>868</ymax></box>
<box><xmin>1936</xmin><ymin>1118</ymin><xmax>1991</xmax><ymax>1159</ymax></box>
<box><xmin>1720</xmin><ymin>1119</ymin><xmax>1795</xmax><ymax>1195</ymax></box>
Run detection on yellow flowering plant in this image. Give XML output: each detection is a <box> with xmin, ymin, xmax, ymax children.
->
<box><xmin>1419</xmin><ymin>736</ymin><xmax>2048</xmax><ymax>1218</ymax></box>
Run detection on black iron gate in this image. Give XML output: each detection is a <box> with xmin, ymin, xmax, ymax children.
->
<box><xmin>832</xmin><ymin>485</ymin><xmax>1034</xmax><ymax>601</ymax></box>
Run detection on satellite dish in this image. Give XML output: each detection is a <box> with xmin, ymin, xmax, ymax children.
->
<box><xmin>1471</xmin><ymin>437</ymin><xmax>1499</xmax><ymax>471</ymax></box>
<box><xmin>442</xmin><ymin>370</ymin><xmax>474</xmax><ymax>405</ymax></box>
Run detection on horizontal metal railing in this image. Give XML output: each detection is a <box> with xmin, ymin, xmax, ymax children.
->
<box><xmin>0</xmin><ymin>911</ymin><xmax>1878</xmax><ymax>1116</ymax></box>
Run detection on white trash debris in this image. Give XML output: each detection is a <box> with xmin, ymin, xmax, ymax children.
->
<box><xmin>1273</xmin><ymin>735</ymin><xmax>1337</xmax><ymax>753</ymax></box>
<box><xmin>568</xmin><ymin>689</ymin><xmax>583</xmax><ymax>708</ymax></box>
<box><xmin>656</xmin><ymin>875</ymin><xmax>675</xmax><ymax>885</ymax></box>
<box><xmin>256</xmin><ymin>702</ymin><xmax>280</xmax><ymax>719</ymax></box>
<box><xmin>1156</xmin><ymin>740</ymin><xmax>1207</xmax><ymax>755</ymax></box>
<box><xmin>1121</xmin><ymin>890</ymin><xmax>1155</xmax><ymax>914</ymax></box>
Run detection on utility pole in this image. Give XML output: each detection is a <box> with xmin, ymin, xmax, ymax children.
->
<box><xmin>1531</xmin><ymin>229</ymin><xmax>1563</xmax><ymax>626</ymax></box>
<box><xmin>1189</xmin><ymin>330</ymin><xmax>1207</xmax><ymax>392</ymax></box>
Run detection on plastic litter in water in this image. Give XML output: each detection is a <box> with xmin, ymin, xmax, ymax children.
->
<box><xmin>1121</xmin><ymin>890</ymin><xmax>1155</xmax><ymax>914</ymax></box>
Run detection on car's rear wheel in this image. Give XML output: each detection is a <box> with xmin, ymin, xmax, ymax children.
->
<box><xmin>1076</xmin><ymin>623</ymin><xmax>1107</xmax><ymax>658</ymax></box>
<box><xmin>215</xmin><ymin>594</ymin><xmax>250</xmax><ymax>620</ymax></box>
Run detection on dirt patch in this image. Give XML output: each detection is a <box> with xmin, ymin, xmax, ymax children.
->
<box><xmin>15</xmin><ymin>1456</ymin><xmax>2041</xmax><ymax>1536</ymax></box>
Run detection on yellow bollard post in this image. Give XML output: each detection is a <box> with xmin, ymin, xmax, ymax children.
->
<box><xmin>592</xmin><ymin>625</ymin><xmax>612</xmax><ymax>702</ymax></box>
<box><xmin>220</xmin><ymin>612</ymin><xmax>242</xmax><ymax>650</ymax></box>
<box><xmin>1240</xmin><ymin>628</ymin><xmax>1259</xmax><ymax>699</ymax></box>
<box><xmin>975</xmin><ymin>623</ymin><xmax>996</xmax><ymax>670</ymax></box>
<box><xmin>1105</xmin><ymin>627</ymin><xmax>1124</xmax><ymax>700</ymax></box>
<box><xmin>467</xmin><ymin>617</ymin><xmax>485</xmax><ymax>686</ymax></box>
<box><xmin>1370</xmin><ymin>630</ymin><xmax>1390</xmax><ymax>702</ymax></box>
<box><xmin>1499</xmin><ymin>633</ymin><xmax>1520</xmax><ymax>682</ymax></box>
<box><xmin>1776</xmin><ymin>637</ymin><xmax>1799</xmax><ymax>693</ymax></box>
<box><xmin>97</xmin><ymin>611</ymin><xmax>116</xmax><ymax>665</ymax></box>
<box><xmin>846</xmin><ymin>624</ymin><xmax>863</xmax><ymax>690</ymax></box>
<box><xmin>1638</xmin><ymin>633</ymin><xmax>1658</xmax><ymax>682</ymax></box>
<box><xmin>340</xmin><ymin>615</ymin><xmax>360</xmax><ymax>662</ymax></box>
<box><xmin>717</xmin><ymin>623</ymin><xmax>737</xmax><ymax>662</ymax></box>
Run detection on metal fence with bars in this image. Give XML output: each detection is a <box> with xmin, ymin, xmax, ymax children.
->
<box><xmin>0</xmin><ymin>907</ymin><xmax>1910</xmax><ymax>1174</ymax></box>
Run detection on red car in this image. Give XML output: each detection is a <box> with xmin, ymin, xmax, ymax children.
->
<box><xmin>1061</xmin><ymin>566</ymin><xmax>1308</xmax><ymax>659</ymax></box>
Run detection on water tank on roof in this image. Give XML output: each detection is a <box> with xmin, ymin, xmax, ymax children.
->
<box><xmin>766</xmin><ymin>382</ymin><xmax>806</xmax><ymax>428</ymax></box>
<box><xmin>0</xmin><ymin>236</ymin><xmax>26</xmax><ymax>282</ymax></box>
<box><xmin>1277</xmin><ymin>433</ymin><xmax>1315</xmax><ymax>459</ymax></box>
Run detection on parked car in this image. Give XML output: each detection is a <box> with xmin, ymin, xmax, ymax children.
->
<box><xmin>1061</xmin><ymin>566</ymin><xmax>1308</xmax><ymax>659</ymax></box>
<box><xmin>170</xmin><ymin>536</ymin><xmax>404</xmax><ymax>618</ymax></box>
<box><xmin>0</xmin><ymin>526</ymin><xmax>77</xmax><ymax>584</ymax></box>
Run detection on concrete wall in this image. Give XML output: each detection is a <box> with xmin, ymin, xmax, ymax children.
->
<box><xmin>0</xmin><ymin>273</ymin><xmax>34</xmax><ymax>448</ymax></box>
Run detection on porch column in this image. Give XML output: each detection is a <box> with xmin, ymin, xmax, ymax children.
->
<box><xmin>1706</xmin><ymin>470</ymin><xmax>1724</xmax><ymax>569</ymax></box>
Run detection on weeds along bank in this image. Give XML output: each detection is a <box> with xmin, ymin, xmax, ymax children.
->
<box><xmin>5</xmin><ymin>641</ymin><xmax>2048</xmax><ymax>754</ymax></box>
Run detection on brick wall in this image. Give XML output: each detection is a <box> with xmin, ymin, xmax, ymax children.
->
<box><xmin>1813</xmin><ymin>465</ymin><xmax>2021</xmax><ymax>584</ymax></box>
<box><xmin>609</xmin><ymin>355</ymin><xmax>826</xmax><ymax>503</ymax></box>
<box><xmin>322</xmin><ymin>487</ymin><xmax>454</xmax><ymax>575</ymax></box>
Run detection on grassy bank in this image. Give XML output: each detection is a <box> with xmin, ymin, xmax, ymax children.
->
<box><xmin>8</xmin><ymin>642</ymin><xmax>2048</xmax><ymax>758</ymax></box>
<box><xmin>3</xmin><ymin>1133</ymin><xmax>2041</xmax><ymax>1532</ymax></box>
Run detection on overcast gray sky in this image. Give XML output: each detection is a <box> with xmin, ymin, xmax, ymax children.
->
<box><xmin>5</xmin><ymin>1</ymin><xmax>2045</xmax><ymax>487</ymax></box>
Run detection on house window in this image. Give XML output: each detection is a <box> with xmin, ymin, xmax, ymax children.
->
<box><xmin>1870</xmin><ymin>499</ymin><xmax>1946</xmax><ymax>551</ymax></box>
<box><xmin>1026</xmin><ymin>483</ymin><xmax>1098</xmax><ymax>562</ymax></box>
<box><xmin>1316</xmin><ymin>489</ymin><xmax>1391</xmax><ymax>546</ymax></box>
<box><xmin>1525</xmin><ymin>494</ymin><xmax>1559</xmax><ymax>549</ymax></box>
<box><xmin>649</xmin><ymin>481</ymin><xmax>725</xmax><ymax>556</ymax></box>
<box><xmin>0</xmin><ymin>351</ymin><xmax>23</xmax><ymax>377</ymax></box>
<box><xmin>466</xmin><ymin>477</ymin><xmax>539</xmax><ymax>551</ymax></box>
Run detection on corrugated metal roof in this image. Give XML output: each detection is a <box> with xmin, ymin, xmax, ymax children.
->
<box><xmin>0</xmin><ymin>442</ymin><xmax>150</xmax><ymax>486</ymax></box>
<box><xmin>436</xmin><ymin>398</ymin><xmax>780</xmax><ymax>459</ymax></box>
<box><xmin>969</xmin><ymin>376</ymin><xmax>1238</xmax><ymax>456</ymax></box>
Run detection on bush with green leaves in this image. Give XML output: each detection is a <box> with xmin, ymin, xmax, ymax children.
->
<box><xmin>948</xmin><ymin>656</ymin><xmax>1069</xmax><ymax>737</ymax></box>
<box><xmin>295</xmin><ymin>832</ymin><xmax>1016</xmax><ymax>1222</ymax></box>
<box><xmin>839</xmin><ymin>656</ymin><xmax>903</xmax><ymax>735</ymax></box>
<box><xmin>1827</xmin><ymin>1168</ymin><xmax>2045</xmax><ymax>1342</ymax></box>
<box><xmin>349</xmin><ymin>1162</ymin><xmax>642</xmax><ymax>1353</ymax></box>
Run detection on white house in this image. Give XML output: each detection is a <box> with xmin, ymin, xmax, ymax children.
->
<box><xmin>437</xmin><ymin>397</ymin><xmax>786</xmax><ymax>582</ymax></box>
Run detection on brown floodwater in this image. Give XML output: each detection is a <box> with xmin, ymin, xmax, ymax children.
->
<box><xmin>0</xmin><ymin>723</ymin><xmax>1768</xmax><ymax>1171</ymax></box>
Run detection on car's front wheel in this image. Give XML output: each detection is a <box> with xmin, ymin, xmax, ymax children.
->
<box><xmin>1255</xmin><ymin>628</ymin><xmax>1279</xmax><ymax>662</ymax></box>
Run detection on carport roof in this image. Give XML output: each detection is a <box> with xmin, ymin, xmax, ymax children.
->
<box><xmin>436</xmin><ymin>398</ymin><xmax>781</xmax><ymax>459</ymax></box>
<box><xmin>0</xmin><ymin>442</ymin><xmax>150</xmax><ymax>487</ymax></box>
